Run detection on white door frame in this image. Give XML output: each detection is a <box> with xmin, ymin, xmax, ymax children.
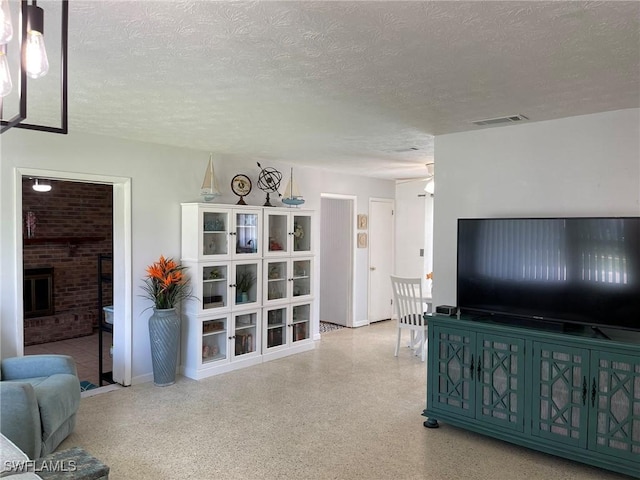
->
<box><xmin>15</xmin><ymin>168</ymin><xmax>132</xmax><ymax>386</ymax></box>
<box><xmin>320</xmin><ymin>193</ymin><xmax>357</xmax><ymax>328</ymax></box>
<box><xmin>367</xmin><ymin>197</ymin><xmax>395</xmax><ymax>324</ymax></box>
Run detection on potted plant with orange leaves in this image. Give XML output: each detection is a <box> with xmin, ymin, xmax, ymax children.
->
<box><xmin>141</xmin><ymin>255</ymin><xmax>193</xmax><ymax>386</ymax></box>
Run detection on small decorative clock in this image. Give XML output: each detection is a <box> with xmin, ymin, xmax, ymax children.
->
<box><xmin>231</xmin><ymin>174</ymin><xmax>252</xmax><ymax>205</ymax></box>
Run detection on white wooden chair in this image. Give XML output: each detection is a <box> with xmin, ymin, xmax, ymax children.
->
<box><xmin>390</xmin><ymin>275</ymin><xmax>431</xmax><ymax>361</ymax></box>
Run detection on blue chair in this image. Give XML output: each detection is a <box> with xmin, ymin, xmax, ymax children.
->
<box><xmin>0</xmin><ymin>354</ymin><xmax>81</xmax><ymax>459</ymax></box>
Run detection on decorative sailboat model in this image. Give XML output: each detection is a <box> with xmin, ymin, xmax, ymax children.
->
<box><xmin>201</xmin><ymin>154</ymin><xmax>222</xmax><ymax>202</ymax></box>
<box><xmin>281</xmin><ymin>168</ymin><xmax>305</xmax><ymax>207</ymax></box>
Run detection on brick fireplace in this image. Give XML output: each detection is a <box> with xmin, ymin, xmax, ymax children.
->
<box><xmin>24</xmin><ymin>267</ymin><xmax>54</xmax><ymax>318</ymax></box>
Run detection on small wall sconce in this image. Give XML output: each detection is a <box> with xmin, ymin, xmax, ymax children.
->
<box><xmin>32</xmin><ymin>178</ymin><xmax>51</xmax><ymax>192</ymax></box>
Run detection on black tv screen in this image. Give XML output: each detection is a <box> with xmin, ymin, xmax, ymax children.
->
<box><xmin>457</xmin><ymin>217</ymin><xmax>640</xmax><ymax>331</ymax></box>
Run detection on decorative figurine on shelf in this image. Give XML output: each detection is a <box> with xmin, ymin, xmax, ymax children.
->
<box><xmin>281</xmin><ymin>168</ymin><xmax>305</xmax><ymax>207</ymax></box>
<box><xmin>231</xmin><ymin>174</ymin><xmax>252</xmax><ymax>205</ymax></box>
<box><xmin>293</xmin><ymin>222</ymin><xmax>304</xmax><ymax>250</ymax></box>
<box><xmin>268</xmin><ymin>265</ymin><xmax>280</xmax><ymax>279</ymax></box>
<box><xmin>256</xmin><ymin>162</ymin><xmax>282</xmax><ymax>207</ymax></box>
<box><xmin>200</xmin><ymin>154</ymin><xmax>222</xmax><ymax>202</ymax></box>
<box><xmin>269</xmin><ymin>237</ymin><xmax>283</xmax><ymax>251</ymax></box>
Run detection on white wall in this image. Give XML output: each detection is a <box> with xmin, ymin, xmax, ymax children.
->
<box><xmin>0</xmin><ymin>129</ymin><xmax>394</xmax><ymax>382</ymax></box>
<box><xmin>432</xmin><ymin>109</ymin><xmax>640</xmax><ymax>312</ymax></box>
<box><xmin>394</xmin><ymin>180</ymin><xmax>433</xmax><ymax>279</ymax></box>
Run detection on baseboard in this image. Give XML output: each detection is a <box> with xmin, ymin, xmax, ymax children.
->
<box><xmin>81</xmin><ymin>383</ymin><xmax>122</xmax><ymax>398</ymax></box>
<box><xmin>131</xmin><ymin>372</ymin><xmax>154</xmax><ymax>385</ymax></box>
<box><xmin>352</xmin><ymin>319</ymin><xmax>370</xmax><ymax>328</ymax></box>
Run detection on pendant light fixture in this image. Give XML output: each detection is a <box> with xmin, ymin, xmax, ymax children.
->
<box><xmin>0</xmin><ymin>0</ymin><xmax>68</xmax><ymax>134</ymax></box>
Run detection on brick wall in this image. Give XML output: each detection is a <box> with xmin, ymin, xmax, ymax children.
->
<box><xmin>22</xmin><ymin>178</ymin><xmax>113</xmax><ymax>345</ymax></box>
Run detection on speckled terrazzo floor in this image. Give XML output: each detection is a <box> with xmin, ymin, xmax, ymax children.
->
<box><xmin>59</xmin><ymin>320</ymin><xmax>630</xmax><ymax>480</ymax></box>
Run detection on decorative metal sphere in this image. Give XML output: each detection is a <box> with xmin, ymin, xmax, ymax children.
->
<box><xmin>256</xmin><ymin>163</ymin><xmax>282</xmax><ymax>193</ymax></box>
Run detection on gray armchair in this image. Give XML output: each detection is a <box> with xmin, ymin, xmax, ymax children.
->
<box><xmin>0</xmin><ymin>354</ymin><xmax>81</xmax><ymax>459</ymax></box>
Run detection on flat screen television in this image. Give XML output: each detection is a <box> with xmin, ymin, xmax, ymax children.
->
<box><xmin>457</xmin><ymin>217</ymin><xmax>640</xmax><ymax>331</ymax></box>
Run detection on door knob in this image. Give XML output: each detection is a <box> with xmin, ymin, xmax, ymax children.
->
<box><xmin>370</xmin><ymin>267</ymin><xmax>376</xmax><ymax>271</ymax></box>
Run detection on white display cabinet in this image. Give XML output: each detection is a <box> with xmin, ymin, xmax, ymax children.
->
<box><xmin>181</xmin><ymin>203</ymin><xmax>262</xmax><ymax>261</ymax></box>
<box><xmin>263</xmin><ymin>209</ymin><xmax>313</xmax><ymax>257</ymax></box>
<box><xmin>263</xmin><ymin>257</ymin><xmax>313</xmax><ymax>305</ymax></box>
<box><xmin>181</xmin><ymin>203</ymin><xmax>315</xmax><ymax>380</ymax></box>
<box><xmin>262</xmin><ymin>301</ymin><xmax>313</xmax><ymax>361</ymax></box>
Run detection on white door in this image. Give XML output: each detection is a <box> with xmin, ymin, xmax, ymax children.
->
<box><xmin>368</xmin><ymin>199</ymin><xmax>394</xmax><ymax>322</ymax></box>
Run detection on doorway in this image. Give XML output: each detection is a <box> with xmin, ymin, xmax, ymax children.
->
<box><xmin>319</xmin><ymin>194</ymin><xmax>356</xmax><ymax>327</ymax></box>
<box><xmin>15</xmin><ymin>167</ymin><xmax>132</xmax><ymax>387</ymax></box>
<box><xmin>21</xmin><ymin>178</ymin><xmax>113</xmax><ymax>389</ymax></box>
<box><xmin>368</xmin><ymin>198</ymin><xmax>394</xmax><ymax>323</ymax></box>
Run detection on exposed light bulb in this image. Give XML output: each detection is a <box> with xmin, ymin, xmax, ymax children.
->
<box><xmin>25</xmin><ymin>30</ymin><xmax>48</xmax><ymax>79</ymax></box>
<box><xmin>0</xmin><ymin>0</ymin><xmax>13</xmax><ymax>45</ymax></box>
<box><xmin>25</xmin><ymin>4</ymin><xmax>48</xmax><ymax>79</ymax></box>
<box><xmin>0</xmin><ymin>50</ymin><xmax>11</xmax><ymax>96</ymax></box>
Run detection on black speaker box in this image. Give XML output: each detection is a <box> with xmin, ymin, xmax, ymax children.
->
<box><xmin>436</xmin><ymin>305</ymin><xmax>457</xmax><ymax>316</ymax></box>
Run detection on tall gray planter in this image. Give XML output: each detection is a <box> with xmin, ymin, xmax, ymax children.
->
<box><xmin>148</xmin><ymin>308</ymin><xmax>180</xmax><ymax>386</ymax></box>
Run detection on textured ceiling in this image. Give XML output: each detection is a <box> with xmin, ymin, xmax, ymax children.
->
<box><xmin>5</xmin><ymin>1</ymin><xmax>640</xmax><ymax>179</ymax></box>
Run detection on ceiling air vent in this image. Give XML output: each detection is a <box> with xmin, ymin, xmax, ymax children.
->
<box><xmin>472</xmin><ymin>114</ymin><xmax>529</xmax><ymax>126</ymax></box>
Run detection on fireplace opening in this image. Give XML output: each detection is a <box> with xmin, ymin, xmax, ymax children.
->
<box><xmin>24</xmin><ymin>267</ymin><xmax>54</xmax><ymax>318</ymax></box>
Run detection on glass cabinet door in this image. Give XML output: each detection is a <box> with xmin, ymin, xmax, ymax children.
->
<box><xmin>292</xmin><ymin>213</ymin><xmax>312</xmax><ymax>254</ymax></box>
<box><xmin>202</xmin><ymin>316</ymin><xmax>228</xmax><ymax>364</ymax></box>
<box><xmin>589</xmin><ymin>351</ymin><xmax>640</xmax><ymax>461</ymax></box>
<box><xmin>532</xmin><ymin>343</ymin><xmax>589</xmax><ymax>447</ymax></box>
<box><xmin>265</xmin><ymin>306</ymin><xmax>287</xmax><ymax>350</ymax></box>
<box><xmin>264</xmin><ymin>260</ymin><xmax>288</xmax><ymax>303</ymax></box>
<box><xmin>292</xmin><ymin>258</ymin><xmax>312</xmax><ymax>299</ymax></box>
<box><xmin>477</xmin><ymin>334</ymin><xmax>525</xmax><ymax>432</ymax></box>
<box><xmin>429</xmin><ymin>326</ymin><xmax>476</xmax><ymax>417</ymax></box>
<box><xmin>202</xmin><ymin>210</ymin><xmax>229</xmax><ymax>258</ymax></box>
<box><xmin>234</xmin><ymin>210</ymin><xmax>260</xmax><ymax>257</ymax></box>
<box><xmin>201</xmin><ymin>264</ymin><xmax>229</xmax><ymax>311</ymax></box>
<box><xmin>265</xmin><ymin>211</ymin><xmax>289</xmax><ymax>255</ymax></box>
<box><xmin>233</xmin><ymin>311</ymin><xmax>259</xmax><ymax>358</ymax></box>
<box><xmin>232</xmin><ymin>261</ymin><xmax>261</xmax><ymax>309</ymax></box>
<box><xmin>291</xmin><ymin>303</ymin><xmax>311</xmax><ymax>343</ymax></box>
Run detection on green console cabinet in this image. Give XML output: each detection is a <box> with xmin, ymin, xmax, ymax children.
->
<box><xmin>425</xmin><ymin>315</ymin><xmax>640</xmax><ymax>478</ymax></box>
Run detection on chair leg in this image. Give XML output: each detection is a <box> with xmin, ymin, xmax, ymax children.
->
<box><xmin>395</xmin><ymin>328</ymin><xmax>401</xmax><ymax>357</ymax></box>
